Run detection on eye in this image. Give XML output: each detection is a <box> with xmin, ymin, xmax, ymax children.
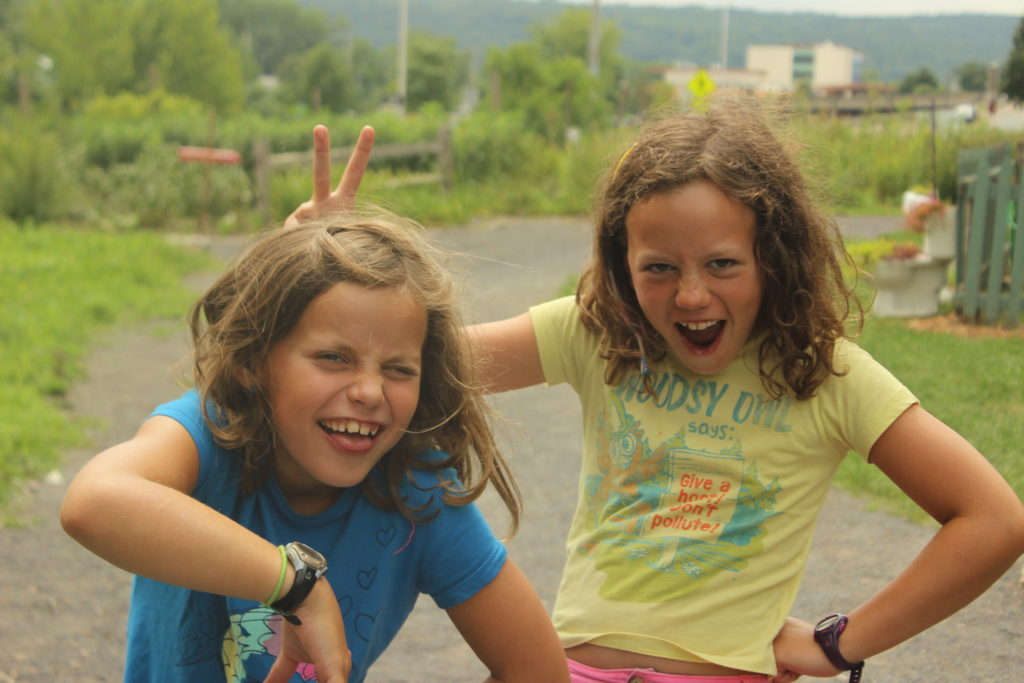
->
<box><xmin>317</xmin><ymin>352</ymin><xmax>350</xmax><ymax>364</ymax></box>
<box><xmin>384</xmin><ymin>364</ymin><xmax>420</xmax><ymax>380</ymax></box>
<box><xmin>708</xmin><ymin>258</ymin><xmax>736</xmax><ymax>271</ymax></box>
<box><xmin>642</xmin><ymin>262</ymin><xmax>675</xmax><ymax>274</ymax></box>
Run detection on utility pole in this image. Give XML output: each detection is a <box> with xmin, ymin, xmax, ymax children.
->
<box><xmin>397</xmin><ymin>0</ymin><xmax>408</xmax><ymax>114</ymax></box>
<box><xmin>588</xmin><ymin>0</ymin><xmax>601</xmax><ymax>76</ymax></box>
<box><xmin>719</xmin><ymin>3</ymin><xmax>730</xmax><ymax>70</ymax></box>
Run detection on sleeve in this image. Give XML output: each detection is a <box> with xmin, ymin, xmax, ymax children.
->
<box><xmin>823</xmin><ymin>340</ymin><xmax>919</xmax><ymax>459</ymax></box>
<box><xmin>406</xmin><ymin>462</ymin><xmax>508</xmax><ymax>610</ymax></box>
<box><xmin>529</xmin><ymin>295</ymin><xmax>598</xmax><ymax>390</ymax></box>
<box><xmin>149</xmin><ymin>390</ymin><xmax>240</xmax><ymax>508</ymax></box>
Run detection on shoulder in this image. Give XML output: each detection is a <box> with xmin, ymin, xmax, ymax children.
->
<box><xmin>150</xmin><ymin>390</ymin><xmax>241</xmax><ymax>496</ymax></box>
<box><xmin>529</xmin><ymin>295</ymin><xmax>580</xmax><ymax>332</ymax></box>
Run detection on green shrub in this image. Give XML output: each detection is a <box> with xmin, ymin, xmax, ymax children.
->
<box><xmin>0</xmin><ymin>118</ymin><xmax>74</xmax><ymax>223</ymax></box>
<box><xmin>453</xmin><ymin>111</ymin><xmax>539</xmax><ymax>181</ymax></box>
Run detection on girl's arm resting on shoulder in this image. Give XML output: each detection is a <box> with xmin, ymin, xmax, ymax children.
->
<box><xmin>446</xmin><ymin>557</ymin><xmax>570</xmax><ymax>683</ymax></box>
<box><xmin>773</xmin><ymin>404</ymin><xmax>1024</xmax><ymax>676</ymax></box>
<box><xmin>60</xmin><ymin>416</ymin><xmax>352</xmax><ymax>682</ymax></box>
<box><xmin>467</xmin><ymin>312</ymin><xmax>546</xmax><ymax>393</ymax></box>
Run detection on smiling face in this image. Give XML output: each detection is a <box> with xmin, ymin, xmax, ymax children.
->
<box><xmin>626</xmin><ymin>181</ymin><xmax>763</xmax><ymax>376</ymax></box>
<box><xmin>263</xmin><ymin>281</ymin><xmax>426</xmax><ymax>511</ymax></box>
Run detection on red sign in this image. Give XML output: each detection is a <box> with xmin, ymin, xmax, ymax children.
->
<box><xmin>176</xmin><ymin>146</ymin><xmax>242</xmax><ymax>165</ymax></box>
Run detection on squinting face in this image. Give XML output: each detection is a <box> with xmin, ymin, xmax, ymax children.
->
<box><xmin>263</xmin><ymin>281</ymin><xmax>426</xmax><ymax>509</ymax></box>
<box><xmin>626</xmin><ymin>180</ymin><xmax>763</xmax><ymax>376</ymax></box>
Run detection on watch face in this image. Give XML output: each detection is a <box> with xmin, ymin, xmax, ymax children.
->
<box><xmin>815</xmin><ymin>613</ymin><xmax>843</xmax><ymax>634</ymax></box>
<box><xmin>289</xmin><ymin>542</ymin><xmax>328</xmax><ymax>572</ymax></box>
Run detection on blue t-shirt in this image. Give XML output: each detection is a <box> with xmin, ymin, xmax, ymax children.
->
<box><xmin>124</xmin><ymin>391</ymin><xmax>507</xmax><ymax>683</ymax></box>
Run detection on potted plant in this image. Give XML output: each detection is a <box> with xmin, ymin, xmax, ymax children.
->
<box><xmin>871</xmin><ymin>241</ymin><xmax>949</xmax><ymax>318</ymax></box>
<box><xmin>905</xmin><ymin>197</ymin><xmax>954</xmax><ymax>260</ymax></box>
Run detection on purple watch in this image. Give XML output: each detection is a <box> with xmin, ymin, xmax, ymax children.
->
<box><xmin>813</xmin><ymin>614</ymin><xmax>864</xmax><ymax>683</ymax></box>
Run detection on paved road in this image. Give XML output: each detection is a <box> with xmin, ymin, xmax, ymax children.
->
<box><xmin>2</xmin><ymin>215</ymin><xmax>1021</xmax><ymax>682</ymax></box>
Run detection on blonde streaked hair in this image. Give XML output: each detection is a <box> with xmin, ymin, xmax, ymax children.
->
<box><xmin>188</xmin><ymin>210</ymin><xmax>521</xmax><ymax>532</ymax></box>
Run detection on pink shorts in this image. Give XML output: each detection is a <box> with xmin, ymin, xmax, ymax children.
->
<box><xmin>568</xmin><ymin>658</ymin><xmax>772</xmax><ymax>683</ymax></box>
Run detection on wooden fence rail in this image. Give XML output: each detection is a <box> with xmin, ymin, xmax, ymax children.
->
<box><xmin>955</xmin><ymin>144</ymin><xmax>1024</xmax><ymax>327</ymax></box>
<box><xmin>251</xmin><ymin>127</ymin><xmax>454</xmax><ymax>222</ymax></box>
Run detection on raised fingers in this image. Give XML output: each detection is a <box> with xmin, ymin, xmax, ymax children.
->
<box><xmin>312</xmin><ymin>124</ymin><xmax>333</xmax><ymax>203</ymax></box>
<box><xmin>335</xmin><ymin>125</ymin><xmax>375</xmax><ymax>205</ymax></box>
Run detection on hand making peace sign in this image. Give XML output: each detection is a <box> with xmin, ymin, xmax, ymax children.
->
<box><xmin>284</xmin><ymin>124</ymin><xmax>375</xmax><ymax>229</ymax></box>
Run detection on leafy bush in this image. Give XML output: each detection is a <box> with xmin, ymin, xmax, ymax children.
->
<box><xmin>0</xmin><ymin>118</ymin><xmax>75</xmax><ymax>223</ymax></box>
<box><xmin>79</xmin><ymin>142</ymin><xmax>253</xmax><ymax>230</ymax></box>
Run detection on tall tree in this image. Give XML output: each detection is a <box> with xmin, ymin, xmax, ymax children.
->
<box><xmin>1002</xmin><ymin>16</ymin><xmax>1024</xmax><ymax>102</ymax></box>
<box><xmin>955</xmin><ymin>61</ymin><xmax>988</xmax><ymax>92</ymax></box>
<box><xmin>483</xmin><ymin>8</ymin><xmax>621</xmax><ymax>139</ymax></box>
<box><xmin>898</xmin><ymin>67</ymin><xmax>939</xmax><ymax>94</ymax></box>
<box><xmin>279</xmin><ymin>43</ymin><xmax>355</xmax><ymax>112</ymax></box>
<box><xmin>25</xmin><ymin>0</ymin><xmax>136</xmax><ymax>107</ymax></box>
<box><xmin>406</xmin><ymin>31</ymin><xmax>468</xmax><ymax>113</ymax></box>
<box><xmin>134</xmin><ymin>0</ymin><xmax>245</xmax><ymax>113</ymax></box>
<box><xmin>529</xmin><ymin>8</ymin><xmax>623</xmax><ymax>98</ymax></box>
<box><xmin>219</xmin><ymin>0</ymin><xmax>334</xmax><ymax>77</ymax></box>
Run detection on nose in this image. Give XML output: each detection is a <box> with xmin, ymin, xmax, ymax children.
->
<box><xmin>347</xmin><ymin>370</ymin><xmax>384</xmax><ymax>407</ymax></box>
<box><xmin>674</xmin><ymin>273</ymin><xmax>712</xmax><ymax>310</ymax></box>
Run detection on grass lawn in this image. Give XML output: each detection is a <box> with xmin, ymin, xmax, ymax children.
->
<box><xmin>0</xmin><ymin>222</ymin><xmax>215</xmax><ymax>521</ymax></box>
<box><xmin>835</xmin><ymin>312</ymin><xmax>1023</xmax><ymax>522</ymax></box>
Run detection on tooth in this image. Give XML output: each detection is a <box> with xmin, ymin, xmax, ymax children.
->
<box><xmin>344</xmin><ymin>420</ymin><xmax>359</xmax><ymax>434</ymax></box>
<box><xmin>359</xmin><ymin>424</ymin><xmax>371</xmax><ymax>436</ymax></box>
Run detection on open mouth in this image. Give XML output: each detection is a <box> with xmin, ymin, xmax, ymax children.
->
<box><xmin>319</xmin><ymin>419</ymin><xmax>381</xmax><ymax>450</ymax></box>
<box><xmin>675</xmin><ymin>320</ymin><xmax>724</xmax><ymax>351</ymax></box>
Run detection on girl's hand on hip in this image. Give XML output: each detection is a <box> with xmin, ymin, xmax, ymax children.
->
<box><xmin>264</xmin><ymin>579</ymin><xmax>351</xmax><ymax>683</ymax></box>
<box><xmin>771</xmin><ymin>616</ymin><xmax>840</xmax><ymax>681</ymax></box>
<box><xmin>284</xmin><ymin>124</ymin><xmax>375</xmax><ymax>229</ymax></box>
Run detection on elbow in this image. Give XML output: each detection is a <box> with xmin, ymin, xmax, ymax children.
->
<box><xmin>1008</xmin><ymin>500</ymin><xmax>1024</xmax><ymax>559</ymax></box>
<box><xmin>59</xmin><ymin>486</ymin><xmax>93</xmax><ymax>543</ymax></box>
<box><xmin>59</xmin><ymin>478</ymin><xmax>116</xmax><ymax>547</ymax></box>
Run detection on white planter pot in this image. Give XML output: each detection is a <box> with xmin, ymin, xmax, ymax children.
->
<box><xmin>873</xmin><ymin>254</ymin><xmax>951</xmax><ymax>318</ymax></box>
<box><xmin>923</xmin><ymin>212</ymin><xmax>955</xmax><ymax>260</ymax></box>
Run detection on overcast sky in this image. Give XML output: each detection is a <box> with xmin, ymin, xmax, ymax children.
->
<box><xmin>558</xmin><ymin>0</ymin><xmax>1022</xmax><ymax>16</ymax></box>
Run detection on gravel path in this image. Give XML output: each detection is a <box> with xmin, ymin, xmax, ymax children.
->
<box><xmin>2</xmin><ymin>215</ymin><xmax>1021</xmax><ymax>682</ymax></box>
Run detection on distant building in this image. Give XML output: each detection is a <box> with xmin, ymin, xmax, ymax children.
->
<box><xmin>745</xmin><ymin>41</ymin><xmax>863</xmax><ymax>93</ymax></box>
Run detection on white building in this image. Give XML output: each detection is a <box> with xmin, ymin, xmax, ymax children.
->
<box><xmin>745</xmin><ymin>41</ymin><xmax>863</xmax><ymax>93</ymax></box>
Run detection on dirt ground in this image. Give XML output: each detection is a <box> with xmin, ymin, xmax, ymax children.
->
<box><xmin>2</xmin><ymin>216</ymin><xmax>1022</xmax><ymax>682</ymax></box>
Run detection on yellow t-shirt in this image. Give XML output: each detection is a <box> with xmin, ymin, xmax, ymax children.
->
<box><xmin>531</xmin><ymin>296</ymin><xmax>917</xmax><ymax>675</ymax></box>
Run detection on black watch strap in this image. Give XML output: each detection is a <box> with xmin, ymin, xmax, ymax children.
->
<box><xmin>271</xmin><ymin>566</ymin><xmax>318</xmax><ymax>624</ymax></box>
<box><xmin>813</xmin><ymin>614</ymin><xmax>865</xmax><ymax>683</ymax></box>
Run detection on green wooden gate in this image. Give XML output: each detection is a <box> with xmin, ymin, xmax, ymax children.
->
<box><xmin>955</xmin><ymin>144</ymin><xmax>1024</xmax><ymax>327</ymax></box>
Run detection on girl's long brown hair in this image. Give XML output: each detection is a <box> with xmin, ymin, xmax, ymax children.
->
<box><xmin>188</xmin><ymin>211</ymin><xmax>522</xmax><ymax>532</ymax></box>
<box><xmin>580</xmin><ymin>101</ymin><xmax>861</xmax><ymax>400</ymax></box>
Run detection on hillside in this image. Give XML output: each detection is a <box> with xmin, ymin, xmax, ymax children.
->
<box><xmin>300</xmin><ymin>0</ymin><xmax>1018</xmax><ymax>82</ymax></box>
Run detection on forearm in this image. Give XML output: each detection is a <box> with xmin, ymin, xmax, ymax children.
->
<box><xmin>62</xmin><ymin>472</ymin><xmax>284</xmax><ymax>603</ymax></box>
<box><xmin>838</xmin><ymin>511</ymin><xmax>1024</xmax><ymax>662</ymax></box>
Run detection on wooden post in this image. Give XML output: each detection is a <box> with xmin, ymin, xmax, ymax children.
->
<box><xmin>961</xmin><ymin>152</ymin><xmax>992</xmax><ymax>321</ymax></box>
<box><xmin>983</xmin><ymin>162</ymin><xmax>1013</xmax><ymax>325</ymax></box>
<box><xmin>438</xmin><ymin>124</ymin><xmax>454</xmax><ymax>191</ymax></box>
<box><xmin>253</xmin><ymin>138</ymin><xmax>272</xmax><ymax>225</ymax></box>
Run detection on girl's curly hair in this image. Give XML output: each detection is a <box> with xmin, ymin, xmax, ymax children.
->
<box><xmin>579</xmin><ymin>100</ymin><xmax>861</xmax><ymax>400</ymax></box>
<box><xmin>188</xmin><ymin>210</ymin><xmax>521</xmax><ymax>533</ymax></box>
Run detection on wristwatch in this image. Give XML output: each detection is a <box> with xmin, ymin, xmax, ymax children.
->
<box><xmin>813</xmin><ymin>614</ymin><xmax>864</xmax><ymax>683</ymax></box>
<box><xmin>271</xmin><ymin>542</ymin><xmax>328</xmax><ymax>625</ymax></box>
